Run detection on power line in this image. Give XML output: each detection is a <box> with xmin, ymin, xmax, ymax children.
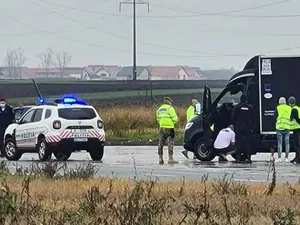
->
<box><xmin>4</xmin><ymin>12</ymin><xmax>300</xmax><ymax>58</ymax></box>
<box><xmin>150</xmin><ymin>0</ymin><xmax>292</xmax><ymax>18</ymax></box>
<box><xmin>28</xmin><ymin>0</ymin><xmax>232</xmax><ymax>55</ymax></box>
<box><xmin>31</xmin><ymin>0</ymin><xmax>297</xmax><ymax>19</ymax></box>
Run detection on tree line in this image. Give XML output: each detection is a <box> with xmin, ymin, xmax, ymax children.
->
<box><xmin>1</xmin><ymin>47</ymin><xmax>71</xmax><ymax>78</ymax></box>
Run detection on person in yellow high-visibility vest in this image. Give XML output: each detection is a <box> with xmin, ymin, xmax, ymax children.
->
<box><xmin>182</xmin><ymin>99</ymin><xmax>200</xmax><ymax>159</ymax></box>
<box><xmin>288</xmin><ymin>96</ymin><xmax>300</xmax><ymax>164</ymax></box>
<box><xmin>274</xmin><ymin>97</ymin><xmax>291</xmax><ymax>163</ymax></box>
<box><xmin>156</xmin><ymin>97</ymin><xmax>179</xmax><ymax>165</ymax></box>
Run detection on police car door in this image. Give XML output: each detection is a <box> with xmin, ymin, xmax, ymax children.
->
<box><xmin>15</xmin><ymin>109</ymin><xmax>36</xmax><ymax>148</ymax></box>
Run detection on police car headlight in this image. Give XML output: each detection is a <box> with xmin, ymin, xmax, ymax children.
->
<box><xmin>185</xmin><ymin>122</ymin><xmax>193</xmax><ymax>130</ymax></box>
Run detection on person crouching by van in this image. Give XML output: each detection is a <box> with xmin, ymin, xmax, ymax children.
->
<box><xmin>274</xmin><ymin>97</ymin><xmax>291</xmax><ymax>163</ymax></box>
<box><xmin>288</xmin><ymin>96</ymin><xmax>300</xmax><ymax>164</ymax></box>
<box><xmin>213</xmin><ymin>125</ymin><xmax>236</xmax><ymax>161</ymax></box>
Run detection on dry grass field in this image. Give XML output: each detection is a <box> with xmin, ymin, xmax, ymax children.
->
<box><xmin>100</xmin><ymin>105</ymin><xmax>187</xmax><ymax>141</ymax></box>
<box><xmin>0</xmin><ymin>161</ymin><xmax>299</xmax><ymax>225</ymax></box>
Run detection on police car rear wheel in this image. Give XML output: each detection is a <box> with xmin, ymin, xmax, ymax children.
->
<box><xmin>89</xmin><ymin>147</ymin><xmax>104</xmax><ymax>161</ymax></box>
<box><xmin>4</xmin><ymin>139</ymin><xmax>22</xmax><ymax>161</ymax></box>
<box><xmin>54</xmin><ymin>152</ymin><xmax>71</xmax><ymax>161</ymax></box>
<box><xmin>37</xmin><ymin>138</ymin><xmax>51</xmax><ymax>161</ymax></box>
<box><xmin>194</xmin><ymin>139</ymin><xmax>216</xmax><ymax>161</ymax></box>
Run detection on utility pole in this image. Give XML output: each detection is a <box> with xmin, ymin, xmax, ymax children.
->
<box><xmin>119</xmin><ymin>0</ymin><xmax>149</xmax><ymax>82</ymax></box>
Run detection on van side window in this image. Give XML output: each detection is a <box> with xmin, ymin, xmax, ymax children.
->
<box><xmin>45</xmin><ymin>109</ymin><xmax>52</xmax><ymax>119</ymax></box>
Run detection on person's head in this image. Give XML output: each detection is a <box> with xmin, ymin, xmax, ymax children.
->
<box><xmin>0</xmin><ymin>97</ymin><xmax>6</xmax><ymax>108</ymax></box>
<box><xmin>240</xmin><ymin>95</ymin><xmax>246</xmax><ymax>103</ymax></box>
<box><xmin>191</xmin><ymin>99</ymin><xmax>198</xmax><ymax>106</ymax></box>
<box><xmin>278</xmin><ymin>97</ymin><xmax>286</xmax><ymax>105</ymax></box>
<box><xmin>229</xmin><ymin>124</ymin><xmax>234</xmax><ymax>131</ymax></box>
<box><xmin>288</xmin><ymin>96</ymin><xmax>296</xmax><ymax>106</ymax></box>
<box><xmin>163</xmin><ymin>96</ymin><xmax>173</xmax><ymax>105</ymax></box>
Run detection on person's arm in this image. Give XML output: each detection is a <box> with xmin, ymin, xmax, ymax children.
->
<box><xmin>291</xmin><ymin>108</ymin><xmax>296</xmax><ymax>121</ymax></box>
<box><xmin>169</xmin><ymin>106</ymin><xmax>178</xmax><ymax>124</ymax></box>
<box><xmin>274</xmin><ymin>107</ymin><xmax>278</xmax><ymax>126</ymax></box>
<box><xmin>294</xmin><ymin>109</ymin><xmax>300</xmax><ymax>124</ymax></box>
<box><xmin>231</xmin><ymin>106</ymin><xmax>239</xmax><ymax>125</ymax></box>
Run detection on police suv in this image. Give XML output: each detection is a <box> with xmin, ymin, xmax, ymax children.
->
<box><xmin>3</xmin><ymin>97</ymin><xmax>105</xmax><ymax>161</ymax></box>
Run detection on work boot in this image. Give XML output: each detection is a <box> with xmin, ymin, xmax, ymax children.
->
<box><xmin>159</xmin><ymin>155</ymin><xmax>164</xmax><ymax>165</ymax></box>
<box><xmin>193</xmin><ymin>154</ymin><xmax>197</xmax><ymax>160</ymax></box>
<box><xmin>218</xmin><ymin>154</ymin><xmax>228</xmax><ymax>162</ymax></box>
<box><xmin>181</xmin><ymin>150</ymin><xmax>189</xmax><ymax>159</ymax></box>
<box><xmin>168</xmin><ymin>154</ymin><xmax>178</xmax><ymax>164</ymax></box>
<box><xmin>290</xmin><ymin>152</ymin><xmax>300</xmax><ymax>164</ymax></box>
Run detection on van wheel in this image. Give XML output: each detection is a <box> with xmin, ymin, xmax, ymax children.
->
<box><xmin>89</xmin><ymin>146</ymin><xmax>104</xmax><ymax>161</ymax></box>
<box><xmin>54</xmin><ymin>152</ymin><xmax>71</xmax><ymax>161</ymax></box>
<box><xmin>4</xmin><ymin>138</ymin><xmax>22</xmax><ymax>161</ymax></box>
<box><xmin>193</xmin><ymin>139</ymin><xmax>216</xmax><ymax>161</ymax></box>
<box><xmin>37</xmin><ymin>138</ymin><xmax>52</xmax><ymax>161</ymax></box>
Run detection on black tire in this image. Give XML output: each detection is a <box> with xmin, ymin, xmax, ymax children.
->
<box><xmin>54</xmin><ymin>152</ymin><xmax>71</xmax><ymax>161</ymax></box>
<box><xmin>37</xmin><ymin>138</ymin><xmax>52</xmax><ymax>161</ymax></box>
<box><xmin>3</xmin><ymin>138</ymin><xmax>22</xmax><ymax>161</ymax></box>
<box><xmin>193</xmin><ymin>139</ymin><xmax>216</xmax><ymax>161</ymax></box>
<box><xmin>89</xmin><ymin>146</ymin><xmax>104</xmax><ymax>161</ymax></box>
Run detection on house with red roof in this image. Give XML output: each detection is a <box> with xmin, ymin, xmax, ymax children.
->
<box><xmin>84</xmin><ymin>65</ymin><xmax>121</xmax><ymax>80</ymax></box>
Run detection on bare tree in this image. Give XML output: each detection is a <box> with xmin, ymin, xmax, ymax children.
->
<box><xmin>38</xmin><ymin>48</ymin><xmax>55</xmax><ymax>78</ymax></box>
<box><xmin>3</xmin><ymin>49</ymin><xmax>17</xmax><ymax>79</ymax></box>
<box><xmin>15</xmin><ymin>47</ymin><xmax>27</xmax><ymax>78</ymax></box>
<box><xmin>55</xmin><ymin>51</ymin><xmax>72</xmax><ymax>78</ymax></box>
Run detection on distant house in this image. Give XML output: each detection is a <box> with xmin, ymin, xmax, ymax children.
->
<box><xmin>84</xmin><ymin>65</ymin><xmax>120</xmax><ymax>80</ymax></box>
<box><xmin>182</xmin><ymin>66</ymin><xmax>204</xmax><ymax>80</ymax></box>
<box><xmin>63</xmin><ymin>67</ymin><xmax>84</xmax><ymax>79</ymax></box>
<box><xmin>115</xmin><ymin>66</ymin><xmax>150</xmax><ymax>80</ymax></box>
<box><xmin>147</xmin><ymin>66</ymin><xmax>188</xmax><ymax>80</ymax></box>
<box><xmin>27</xmin><ymin>68</ymin><xmax>61</xmax><ymax>78</ymax></box>
<box><xmin>0</xmin><ymin>67</ymin><xmax>28</xmax><ymax>79</ymax></box>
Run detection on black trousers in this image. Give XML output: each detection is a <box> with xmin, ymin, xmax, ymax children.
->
<box><xmin>235</xmin><ymin>122</ymin><xmax>251</xmax><ymax>159</ymax></box>
<box><xmin>293</xmin><ymin>130</ymin><xmax>300</xmax><ymax>156</ymax></box>
<box><xmin>215</xmin><ymin>144</ymin><xmax>235</xmax><ymax>155</ymax></box>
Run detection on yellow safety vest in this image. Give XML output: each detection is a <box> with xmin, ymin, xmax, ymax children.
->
<box><xmin>276</xmin><ymin>104</ymin><xmax>291</xmax><ymax>130</ymax></box>
<box><xmin>186</xmin><ymin>105</ymin><xmax>196</xmax><ymax>122</ymax></box>
<box><xmin>290</xmin><ymin>106</ymin><xmax>300</xmax><ymax>130</ymax></box>
<box><xmin>156</xmin><ymin>104</ymin><xmax>178</xmax><ymax>128</ymax></box>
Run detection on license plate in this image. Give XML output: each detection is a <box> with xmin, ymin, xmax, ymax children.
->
<box><xmin>74</xmin><ymin>138</ymin><xmax>88</xmax><ymax>142</ymax></box>
<box><xmin>71</xmin><ymin>129</ymin><xmax>89</xmax><ymax>138</ymax></box>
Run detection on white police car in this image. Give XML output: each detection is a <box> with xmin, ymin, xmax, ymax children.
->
<box><xmin>3</xmin><ymin>97</ymin><xmax>105</xmax><ymax>161</ymax></box>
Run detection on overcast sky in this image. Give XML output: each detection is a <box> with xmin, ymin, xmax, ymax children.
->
<box><xmin>1</xmin><ymin>0</ymin><xmax>300</xmax><ymax>70</ymax></box>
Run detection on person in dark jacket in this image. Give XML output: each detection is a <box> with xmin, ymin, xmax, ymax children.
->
<box><xmin>0</xmin><ymin>97</ymin><xmax>14</xmax><ymax>157</ymax></box>
<box><xmin>288</xmin><ymin>96</ymin><xmax>300</xmax><ymax>164</ymax></box>
<box><xmin>231</xmin><ymin>95</ymin><xmax>253</xmax><ymax>163</ymax></box>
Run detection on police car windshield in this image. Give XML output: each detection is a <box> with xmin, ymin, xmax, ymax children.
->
<box><xmin>58</xmin><ymin>108</ymin><xmax>96</xmax><ymax>120</ymax></box>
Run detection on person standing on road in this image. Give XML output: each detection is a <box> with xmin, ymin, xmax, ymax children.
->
<box><xmin>156</xmin><ymin>97</ymin><xmax>179</xmax><ymax>165</ymax></box>
<box><xmin>0</xmin><ymin>98</ymin><xmax>15</xmax><ymax>157</ymax></box>
<box><xmin>232</xmin><ymin>95</ymin><xmax>253</xmax><ymax>163</ymax></box>
<box><xmin>288</xmin><ymin>96</ymin><xmax>300</xmax><ymax>164</ymax></box>
<box><xmin>274</xmin><ymin>97</ymin><xmax>291</xmax><ymax>163</ymax></box>
<box><xmin>182</xmin><ymin>99</ymin><xmax>200</xmax><ymax>159</ymax></box>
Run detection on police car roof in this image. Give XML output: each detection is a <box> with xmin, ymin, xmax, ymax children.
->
<box><xmin>13</xmin><ymin>105</ymin><xmax>35</xmax><ymax>110</ymax></box>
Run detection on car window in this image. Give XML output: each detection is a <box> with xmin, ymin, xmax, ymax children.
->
<box><xmin>32</xmin><ymin>109</ymin><xmax>43</xmax><ymax>122</ymax></box>
<box><xmin>45</xmin><ymin>109</ymin><xmax>51</xmax><ymax>119</ymax></box>
<box><xmin>58</xmin><ymin>108</ymin><xmax>96</xmax><ymax>120</ymax></box>
<box><xmin>20</xmin><ymin>109</ymin><xmax>35</xmax><ymax>124</ymax></box>
<box><xmin>14</xmin><ymin>108</ymin><xmax>30</xmax><ymax>119</ymax></box>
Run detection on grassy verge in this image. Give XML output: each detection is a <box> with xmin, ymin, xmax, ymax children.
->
<box><xmin>0</xmin><ymin>161</ymin><xmax>298</xmax><ymax>224</ymax></box>
<box><xmin>8</xmin><ymin>88</ymin><xmax>222</xmax><ymax>104</ymax></box>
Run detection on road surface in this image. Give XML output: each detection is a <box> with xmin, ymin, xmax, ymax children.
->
<box><xmin>1</xmin><ymin>146</ymin><xmax>300</xmax><ymax>183</ymax></box>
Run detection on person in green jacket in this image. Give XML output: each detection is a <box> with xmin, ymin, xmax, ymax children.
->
<box><xmin>156</xmin><ymin>97</ymin><xmax>179</xmax><ymax>164</ymax></box>
<box><xmin>182</xmin><ymin>99</ymin><xmax>200</xmax><ymax>159</ymax></box>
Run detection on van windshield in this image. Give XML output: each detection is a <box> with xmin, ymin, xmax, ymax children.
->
<box><xmin>58</xmin><ymin>108</ymin><xmax>96</xmax><ymax>120</ymax></box>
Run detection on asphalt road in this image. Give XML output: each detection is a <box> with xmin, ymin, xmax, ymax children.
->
<box><xmin>1</xmin><ymin>146</ymin><xmax>300</xmax><ymax>183</ymax></box>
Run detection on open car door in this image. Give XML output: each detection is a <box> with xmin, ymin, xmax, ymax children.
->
<box><xmin>202</xmin><ymin>85</ymin><xmax>213</xmax><ymax>146</ymax></box>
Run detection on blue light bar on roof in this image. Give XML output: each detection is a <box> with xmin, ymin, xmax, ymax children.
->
<box><xmin>63</xmin><ymin>97</ymin><xmax>77</xmax><ymax>103</ymax></box>
<box><xmin>38</xmin><ymin>97</ymin><xmax>45</xmax><ymax>104</ymax></box>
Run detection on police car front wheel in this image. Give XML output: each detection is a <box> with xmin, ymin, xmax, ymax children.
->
<box><xmin>37</xmin><ymin>138</ymin><xmax>52</xmax><ymax>161</ymax></box>
<box><xmin>4</xmin><ymin>139</ymin><xmax>22</xmax><ymax>161</ymax></box>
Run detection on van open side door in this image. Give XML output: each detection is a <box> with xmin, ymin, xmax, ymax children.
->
<box><xmin>202</xmin><ymin>85</ymin><xmax>213</xmax><ymax>146</ymax></box>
